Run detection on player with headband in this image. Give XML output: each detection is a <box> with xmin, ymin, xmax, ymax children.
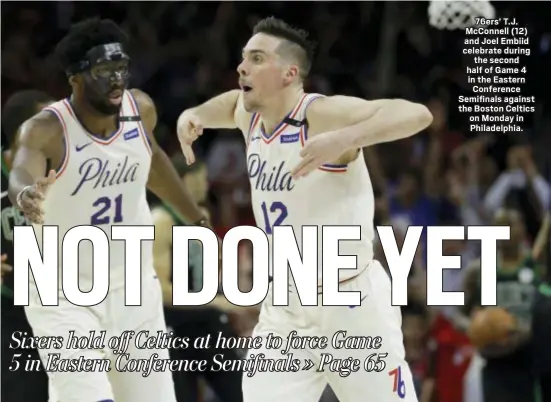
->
<box><xmin>8</xmin><ymin>18</ymin><xmax>206</xmax><ymax>402</ymax></box>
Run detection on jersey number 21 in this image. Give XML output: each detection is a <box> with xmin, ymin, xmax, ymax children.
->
<box><xmin>91</xmin><ymin>194</ymin><xmax>123</xmax><ymax>225</ymax></box>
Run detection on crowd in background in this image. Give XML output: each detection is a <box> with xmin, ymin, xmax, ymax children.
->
<box><xmin>2</xmin><ymin>2</ymin><xmax>551</xmax><ymax>402</ymax></box>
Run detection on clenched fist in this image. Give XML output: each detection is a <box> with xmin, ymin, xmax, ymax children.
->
<box><xmin>17</xmin><ymin>169</ymin><xmax>56</xmax><ymax>224</ymax></box>
<box><xmin>177</xmin><ymin>112</ymin><xmax>203</xmax><ymax>165</ymax></box>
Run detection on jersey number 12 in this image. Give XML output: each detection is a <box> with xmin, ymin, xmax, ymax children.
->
<box><xmin>260</xmin><ymin>201</ymin><xmax>287</xmax><ymax>234</ymax></box>
<box><xmin>91</xmin><ymin>194</ymin><xmax>123</xmax><ymax>225</ymax></box>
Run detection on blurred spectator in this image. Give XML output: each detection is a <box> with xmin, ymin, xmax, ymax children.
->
<box><xmin>427</xmin><ymin>312</ymin><xmax>473</xmax><ymax>402</ymax></box>
<box><xmin>462</xmin><ymin>208</ymin><xmax>541</xmax><ymax>402</ymax></box>
<box><xmin>401</xmin><ymin>303</ymin><xmax>433</xmax><ymax>401</ymax></box>
<box><xmin>484</xmin><ymin>146</ymin><xmax>550</xmax><ymax>239</ymax></box>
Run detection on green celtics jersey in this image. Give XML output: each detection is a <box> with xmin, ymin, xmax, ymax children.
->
<box><xmin>494</xmin><ymin>255</ymin><xmax>540</xmax><ymax>326</ymax></box>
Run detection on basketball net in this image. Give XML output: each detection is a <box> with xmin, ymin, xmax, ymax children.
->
<box><xmin>428</xmin><ymin>0</ymin><xmax>496</xmax><ymax>30</ymax></box>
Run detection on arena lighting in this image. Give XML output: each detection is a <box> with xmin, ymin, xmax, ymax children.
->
<box><xmin>12</xmin><ymin>225</ymin><xmax>508</xmax><ymax>307</ymax></box>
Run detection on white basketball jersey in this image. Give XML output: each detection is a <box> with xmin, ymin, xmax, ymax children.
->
<box><xmin>244</xmin><ymin>93</ymin><xmax>375</xmax><ymax>281</ymax></box>
<box><xmin>35</xmin><ymin>91</ymin><xmax>153</xmax><ymax>289</ymax></box>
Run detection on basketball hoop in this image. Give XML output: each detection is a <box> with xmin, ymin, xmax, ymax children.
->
<box><xmin>428</xmin><ymin>1</ymin><xmax>496</xmax><ymax>30</ymax></box>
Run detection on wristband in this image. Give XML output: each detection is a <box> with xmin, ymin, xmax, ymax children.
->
<box><xmin>16</xmin><ymin>185</ymin><xmax>32</xmax><ymax>209</ymax></box>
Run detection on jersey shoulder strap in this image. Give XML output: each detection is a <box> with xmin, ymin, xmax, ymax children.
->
<box><xmin>42</xmin><ymin>99</ymin><xmax>74</xmax><ymax>132</ymax></box>
<box><xmin>245</xmin><ymin>93</ymin><xmax>326</xmax><ymax>144</ymax></box>
<box><xmin>121</xmin><ymin>90</ymin><xmax>142</xmax><ymax>122</ymax></box>
<box><xmin>289</xmin><ymin>93</ymin><xmax>326</xmax><ymax>126</ymax></box>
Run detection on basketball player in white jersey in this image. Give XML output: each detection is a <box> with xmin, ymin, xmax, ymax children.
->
<box><xmin>8</xmin><ymin>18</ymin><xmax>207</xmax><ymax>402</ymax></box>
<box><xmin>177</xmin><ymin>17</ymin><xmax>432</xmax><ymax>402</ymax></box>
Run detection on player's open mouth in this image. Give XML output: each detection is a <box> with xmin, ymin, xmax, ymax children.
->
<box><xmin>241</xmin><ymin>85</ymin><xmax>253</xmax><ymax>93</ymax></box>
<box><xmin>108</xmin><ymin>90</ymin><xmax>123</xmax><ymax>105</ymax></box>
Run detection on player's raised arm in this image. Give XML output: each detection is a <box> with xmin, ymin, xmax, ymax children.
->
<box><xmin>8</xmin><ymin>112</ymin><xmax>60</xmax><ymax>223</ymax></box>
<box><xmin>292</xmin><ymin>96</ymin><xmax>433</xmax><ymax>178</ymax></box>
<box><xmin>311</xmin><ymin>95</ymin><xmax>432</xmax><ymax>147</ymax></box>
<box><xmin>130</xmin><ymin>88</ymin><xmax>206</xmax><ymax>226</ymax></box>
<box><xmin>176</xmin><ymin>90</ymin><xmax>252</xmax><ymax>165</ymax></box>
<box><xmin>179</xmin><ymin>89</ymin><xmax>241</xmax><ymax>130</ymax></box>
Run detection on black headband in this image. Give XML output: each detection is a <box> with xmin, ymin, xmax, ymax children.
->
<box><xmin>66</xmin><ymin>42</ymin><xmax>129</xmax><ymax>76</ymax></box>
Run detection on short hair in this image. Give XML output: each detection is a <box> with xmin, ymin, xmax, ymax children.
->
<box><xmin>2</xmin><ymin>90</ymin><xmax>53</xmax><ymax>145</ymax></box>
<box><xmin>55</xmin><ymin>18</ymin><xmax>128</xmax><ymax>73</ymax></box>
<box><xmin>253</xmin><ymin>17</ymin><xmax>316</xmax><ymax>79</ymax></box>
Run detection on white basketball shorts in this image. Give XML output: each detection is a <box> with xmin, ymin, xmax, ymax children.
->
<box><xmin>24</xmin><ymin>272</ymin><xmax>176</xmax><ymax>402</ymax></box>
<box><xmin>243</xmin><ymin>260</ymin><xmax>418</xmax><ymax>402</ymax></box>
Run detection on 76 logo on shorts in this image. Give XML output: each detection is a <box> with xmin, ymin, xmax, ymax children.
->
<box><xmin>388</xmin><ymin>366</ymin><xmax>406</xmax><ymax>399</ymax></box>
